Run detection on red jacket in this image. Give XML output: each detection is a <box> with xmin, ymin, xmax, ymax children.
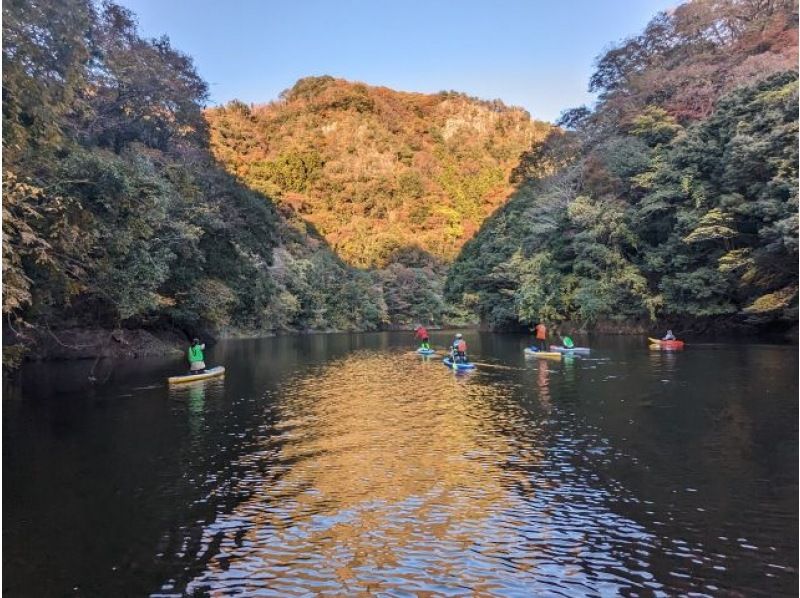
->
<box><xmin>415</xmin><ymin>327</ymin><xmax>429</xmax><ymax>339</ymax></box>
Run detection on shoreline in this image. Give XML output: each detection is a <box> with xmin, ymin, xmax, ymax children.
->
<box><xmin>6</xmin><ymin>319</ymin><xmax>797</xmax><ymax>367</ymax></box>
<box><xmin>6</xmin><ymin>324</ymin><xmax>475</xmax><ymax>365</ymax></box>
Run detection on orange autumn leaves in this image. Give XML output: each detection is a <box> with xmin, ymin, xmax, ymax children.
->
<box><xmin>206</xmin><ymin>77</ymin><xmax>551</xmax><ymax>268</ymax></box>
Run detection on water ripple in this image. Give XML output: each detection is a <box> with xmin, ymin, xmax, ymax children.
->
<box><xmin>149</xmin><ymin>351</ymin><xmax>739</xmax><ymax>597</ymax></box>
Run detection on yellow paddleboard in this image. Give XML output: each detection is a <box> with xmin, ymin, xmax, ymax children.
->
<box><xmin>524</xmin><ymin>348</ymin><xmax>562</xmax><ymax>359</ymax></box>
<box><xmin>168</xmin><ymin>366</ymin><xmax>225</xmax><ymax>385</ymax></box>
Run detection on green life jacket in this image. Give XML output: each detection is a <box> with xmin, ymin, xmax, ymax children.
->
<box><xmin>188</xmin><ymin>344</ymin><xmax>204</xmax><ymax>363</ymax></box>
<box><xmin>563</xmin><ymin>336</ymin><xmax>574</xmax><ymax>348</ymax></box>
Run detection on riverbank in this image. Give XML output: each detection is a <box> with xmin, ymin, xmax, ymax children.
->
<box><xmin>493</xmin><ymin>316</ymin><xmax>799</xmax><ymax>341</ymax></box>
<box><xmin>5</xmin><ymin>327</ymin><xmax>187</xmax><ymax>363</ymax></box>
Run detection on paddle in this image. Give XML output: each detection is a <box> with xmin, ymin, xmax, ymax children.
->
<box><xmin>408</xmin><ymin>350</ymin><xmax>515</xmax><ymax>370</ymax></box>
<box><xmin>470</xmin><ymin>361</ymin><xmax>519</xmax><ymax>370</ymax></box>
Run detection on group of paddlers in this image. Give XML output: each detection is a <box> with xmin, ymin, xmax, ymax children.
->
<box><xmin>414</xmin><ymin>323</ymin><xmax>678</xmax><ymax>359</ymax></box>
<box><xmin>187</xmin><ymin>324</ymin><xmax>680</xmax><ymax>374</ymax></box>
<box><xmin>416</xmin><ymin>323</ymin><xmax>562</xmax><ymax>356</ymax></box>
<box><xmin>527</xmin><ymin>323</ymin><xmax>575</xmax><ymax>351</ymax></box>
<box><xmin>414</xmin><ymin>325</ymin><xmax>469</xmax><ymax>363</ymax></box>
<box><xmin>415</xmin><ymin>324</ymin><xmax>557</xmax><ymax>364</ymax></box>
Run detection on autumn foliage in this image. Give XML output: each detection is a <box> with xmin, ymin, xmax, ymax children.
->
<box><xmin>205</xmin><ymin>78</ymin><xmax>551</xmax><ymax>267</ymax></box>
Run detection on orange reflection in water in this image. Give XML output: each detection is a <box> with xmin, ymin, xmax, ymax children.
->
<box><xmin>536</xmin><ymin>359</ymin><xmax>551</xmax><ymax>408</ymax></box>
<box><xmin>187</xmin><ymin>352</ymin><xmax>549</xmax><ymax>594</ymax></box>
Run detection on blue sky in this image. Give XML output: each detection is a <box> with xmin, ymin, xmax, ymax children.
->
<box><xmin>118</xmin><ymin>0</ymin><xmax>677</xmax><ymax>122</ymax></box>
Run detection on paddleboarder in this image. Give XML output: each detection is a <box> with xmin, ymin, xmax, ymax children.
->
<box><xmin>534</xmin><ymin>322</ymin><xmax>547</xmax><ymax>350</ymax></box>
<box><xmin>415</xmin><ymin>325</ymin><xmax>430</xmax><ymax>350</ymax></box>
<box><xmin>451</xmin><ymin>333</ymin><xmax>468</xmax><ymax>363</ymax></box>
<box><xmin>188</xmin><ymin>338</ymin><xmax>206</xmax><ymax>373</ymax></box>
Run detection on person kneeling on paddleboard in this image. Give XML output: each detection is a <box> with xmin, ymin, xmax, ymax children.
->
<box><xmin>415</xmin><ymin>325</ymin><xmax>430</xmax><ymax>350</ymax></box>
<box><xmin>451</xmin><ymin>333</ymin><xmax>468</xmax><ymax>363</ymax></box>
<box><xmin>662</xmin><ymin>329</ymin><xmax>676</xmax><ymax>341</ymax></box>
<box><xmin>188</xmin><ymin>338</ymin><xmax>206</xmax><ymax>373</ymax></box>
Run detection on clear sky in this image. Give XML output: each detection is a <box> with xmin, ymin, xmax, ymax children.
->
<box><xmin>118</xmin><ymin>0</ymin><xmax>677</xmax><ymax>122</ymax></box>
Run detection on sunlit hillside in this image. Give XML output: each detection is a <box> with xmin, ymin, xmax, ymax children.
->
<box><xmin>206</xmin><ymin>77</ymin><xmax>551</xmax><ymax>267</ymax></box>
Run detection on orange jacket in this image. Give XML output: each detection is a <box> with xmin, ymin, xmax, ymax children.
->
<box><xmin>535</xmin><ymin>324</ymin><xmax>547</xmax><ymax>340</ymax></box>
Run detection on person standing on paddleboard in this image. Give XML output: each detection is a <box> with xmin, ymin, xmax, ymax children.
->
<box><xmin>415</xmin><ymin>325</ymin><xmax>430</xmax><ymax>350</ymax></box>
<box><xmin>188</xmin><ymin>338</ymin><xmax>206</xmax><ymax>373</ymax></box>
<box><xmin>534</xmin><ymin>322</ymin><xmax>547</xmax><ymax>351</ymax></box>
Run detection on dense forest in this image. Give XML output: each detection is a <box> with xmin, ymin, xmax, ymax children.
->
<box><xmin>446</xmin><ymin>0</ymin><xmax>798</xmax><ymax>333</ymax></box>
<box><xmin>206</xmin><ymin>79</ymin><xmax>549</xmax><ymax>267</ymax></box>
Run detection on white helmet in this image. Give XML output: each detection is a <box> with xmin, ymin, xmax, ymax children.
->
<box><xmin>455</xmin><ymin>333</ymin><xmax>463</xmax><ymax>339</ymax></box>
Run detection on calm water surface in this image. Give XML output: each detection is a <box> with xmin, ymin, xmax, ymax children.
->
<box><xmin>3</xmin><ymin>332</ymin><xmax>798</xmax><ymax>596</ymax></box>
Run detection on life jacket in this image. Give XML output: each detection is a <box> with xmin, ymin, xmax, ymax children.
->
<box><xmin>457</xmin><ymin>340</ymin><xmax>467</xmax><ymax>352</ymax></box>
<box><xmin>188</xmin><ymin>344</ymin><xmax>204</xmax><ymax>363</ymax></box>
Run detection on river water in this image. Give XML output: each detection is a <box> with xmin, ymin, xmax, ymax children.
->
<box><xmin>3</xmin><ymin>332</ymin><xmax>797</xmax><ymax>596</ymax></box>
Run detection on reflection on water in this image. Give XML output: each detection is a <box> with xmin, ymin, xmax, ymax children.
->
<box><xmin>181</xmin><ymin>351</ymin><xmax>653</xmax><ymax>596</ymax></box>
<box><xmin>166</xmin><ymin>345</ymin><xmax>793</xmax><ymax>597</ymax></box>
<box><xmin>182</xmin><ymin>353</ymin><xmax>530</xmax><ymax>594</ymax></box>
<box><xmin>169</xmin><ymin>379</ymin><xmax>226</xmax><ymax>439</ymax></box>
<box><xmin>536</xmin><ymin>359</ymin><xmax>551</xmax><ymax>407</ymax></box>
<box><xmin>2</xmin><ymin>334</ymin><xmax>797</xmax><ymax>597</ymax></box>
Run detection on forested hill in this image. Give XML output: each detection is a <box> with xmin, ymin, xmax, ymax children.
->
<box><xmin>205</xmin><ymin>79</ymin><xmax>550</xmax><ymax>267</ymax></box>
<box><xmin>446</xmin><ymin>0</ymin><xmax>799</xmax><ymax>334</ymax></box>
<box><xmin>2</xmin><ymin>0</ymin><xmax>494</xmax><ymax>366</ymax></box>
<box><xmin>3</xmin><ymin>0</ymin><xmax>288</xmax><ymax>364</ymax></box>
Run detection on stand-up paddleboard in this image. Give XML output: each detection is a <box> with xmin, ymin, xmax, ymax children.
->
<box><xmin>549</xmin><ymin>345</ymin><xmax>591</xmax><ymax>354</ymax></box>
<box><xmin>417</xmin><ymin>348</ymin><xmax>436</xmax><ymax>355</ymax></box>
<box><xmin>524</xmin><ymin>347</ymin><xmax>562</xmax><ymax>359</ymax></box>
<box><xmin>648</xmin><ymin>337</ymin><xmax>685</xmax><ymax>349</ymax></box>
<box><xmin>442</xmin><ymin>357</ymin><xmax>476</xmax><ymax>370</ymax></box>
<box><xmin>168</xmin><ymin>366</ymin><xmax>225</xmax><ymax>385</ymax></box>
